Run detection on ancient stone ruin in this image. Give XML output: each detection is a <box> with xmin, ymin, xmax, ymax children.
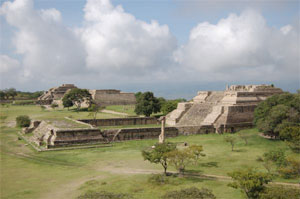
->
<box><xmin>166</xmin><ymin>84</ymin><xmax>283</xmax><ymax>133</ymax></box>
<box><xmin>37</xmin><ymin>84</ymin><xmax>136</xmax><ymax>106</ymax></box>
<box><xmin>25</xmin><ymin>84</ymin><xmax>284</xmax><ymax>150</ymax></box>
<box><xmin>37</xmin><ymin>84</ymin><xmax>77</xmax><ymax>105</ymax></box>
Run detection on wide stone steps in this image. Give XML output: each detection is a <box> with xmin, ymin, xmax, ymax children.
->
<box><xmin>201</xmin><ymin>106</ymin><xmax>223</xmax><ymax>125</ymax></box>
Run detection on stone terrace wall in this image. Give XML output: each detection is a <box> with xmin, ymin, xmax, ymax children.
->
<box><xmin>90</xmin><ymin>89</ymin><xmax>136</xmax><ymax>106</ymax></box>
<box><xmin>47</xmin><ymin>127</ymin><xmax>179</xmax><ymax>148</ymax></box>
<box><xmin>103</xmin><ymin>127</ymin><xmax>179</xmax><ymax>142</ymax></box>
<box><xmin>79</xmin><ymin>117</ymin><xmax>159</xmax><ymax>127</ymax></box>
<box><xmin>50</xmin><ymin>129</ymin><xmax>106</xmax><ymax>147</ymax></box>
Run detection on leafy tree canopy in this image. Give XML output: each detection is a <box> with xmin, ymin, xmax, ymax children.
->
<box><xmin>142</xmin><ymin>142</ymin><xmax>176</xmax><ymax>175</ymax></box>
<box><xmin>254</xmin><ymin>92</ymin><xmax>300</xmax><ymax>138</ymax></box>
<box><xmin>134</xmin><ymin>91</ymin><xmax>160</xmax><ymax>117</ymax></box>
<box><xmin>62</xmin><ymin>88</ymin><xmax>91</xmax><ymax>110</ymax></box>
<box><xmin>228</xmin><ymin>168</ymin><xmax>272</xmax><ymax>199</ymax></box>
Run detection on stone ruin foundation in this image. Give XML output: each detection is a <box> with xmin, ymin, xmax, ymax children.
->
<box><xmin>166</xmin><ymin>84</ymin><xmax>283</xmax><ymax>133</ymax></box>
<box><xmin>23</xmin><ymin>84</ymin><xmax>284</xmax><ymax>150</ymax></box>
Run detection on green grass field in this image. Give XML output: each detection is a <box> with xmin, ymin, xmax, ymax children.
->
<box><xmin>104</xmin><ymin>105</ymin><xmax>137</xmax><ymax>116</ymax></box>
<box><xmin>0</xmin><ymin>105</ymin><xmax>299</xmax><ymax>199</ymax></box>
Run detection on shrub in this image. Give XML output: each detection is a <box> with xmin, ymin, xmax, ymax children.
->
<box><xmin>228</xmin><ymin>168</ymin><xmax>272</xmax><ymax>199</ymax></box>
<box><xmin>16</xmin><ymin>115</ymin><xmax>31</xmax><ymax>127</ymax></box>
<box><xmin>148</xmin><ymin>174</ymin><xmax>170</xmax><ymax>185</ymax></box>
<box><xmin>260</xmin><ymin>185</ymin><xmax>300</xmax><ymax>199</ymax></box>
<box><xmin>224</xmin><ymin>136</ymin><xmax>237</xmax><ymax>151</ymax></box>
<box><xmin>278</xmin><ymin>157</ymin><xmax>300</xmax><ymax>179</ymax></box>
<box><xmin>263</xmin><ymin>149</ymin><xmax>287</xmax><ymax>167</ymax></box>
<box><xmin>77</xmin><ymin>190</ymin><xmax>132</xmax><ymax>199</ymax></box>
<box><xmin>162</xmin><ymin>187</ymin><xmax>216</xmax><ymax>199</ymax></box>
<box><xmin>50</xmin><ymin>103</ymin><xmax>58</xmax><ymax>109</ymax></box>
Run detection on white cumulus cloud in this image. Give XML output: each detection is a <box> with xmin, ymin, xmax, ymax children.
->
<box><xmin>174</xmin><ymin>10</ymin><xmax>299</xmax><ymax>82</ymax></box>
<box><xmin>79</xmin><ymin>0</ymin><xmax>177</xmax><ymax>74</ymax></box>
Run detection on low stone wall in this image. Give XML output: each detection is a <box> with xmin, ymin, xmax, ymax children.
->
<box><xmin>50</xmin><ymin>129</ymin><xmax>106</xmax><ymax>148</ymax></box>
<box><xmin>48</xmin><ymin>126</ymin><xmax>178</xmax><ymax>148</ymax></box>
<box><xmin>78</xmin><ymin>117</ymin><xmax>159</xmax><ymax>127</ymax></box>
<box><xmin>103</xmin><ymin>127</ymin><xmax>179</xmax><ymax>142</ymax></box>
<box><xmin>177</xmin><ymin>125</ymin><xmax>215</xmax><ymax>135</ymax></box>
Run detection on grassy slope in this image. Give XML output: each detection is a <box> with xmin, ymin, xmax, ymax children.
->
<box><xmin>0</xmin><ymin>105</ymin><xmax>299</xmax><ymax>199</ymax></box>
<box><xmin>104</xmin><ymin>105</ymin><xmax>137</xmax><ymax>116</ymax></box>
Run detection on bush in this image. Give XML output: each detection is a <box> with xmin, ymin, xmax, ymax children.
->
<box><xmin>51</xmin><ymin>103</ymin><xmax>59</xmax><ymax>109</ymax></box>
<box><xmin>278</xmin><ymin>157</ymin><xmax>300</xmax><ymax>179</ymax></box>
<box><xmin>263</xmin><ymin>149</ymin><xmax>287</xmax><ymax>167</ymax></box>
<box><xmin>260</xmin><ymin>185</ymin><xmax>300</xmax><ymax>199</ymax></box>
<box><xmin>77</xmin><ymin>190</ymin><xmax>132</xmax><ymax>199</ymax></box>
<box><xmin>148</xmin><ymin>174</ymin><xmax>170</xmax><ymax>185</ymax></box>
<box><xmin>162</xmin><ymin>187</ymin><xmax>216</xmax><ymax>199</ymax></box>
<box><xmin>16</xmin><ymin>115</ymin><xmax>31</xmax><ymax>127</ymax></box>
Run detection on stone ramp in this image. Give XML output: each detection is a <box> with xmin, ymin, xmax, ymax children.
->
<box><xmin>166</xmin><ymin>103</ymin><xmax>192</xmax><ymax>126</ymax></box>
<box><xmin>177</xmin><ymin>92</ymin><xmax>224</xmax><ymax>126</ymax></box>
<box><xmin>202</xmin><ymin>105</ymin><xmax>223</xmax><ymax>125</ymax></box>
<box><xmin>178</xmin><ymin>103</ymin><xmax>213</xmax><ymax>125</ymax></box>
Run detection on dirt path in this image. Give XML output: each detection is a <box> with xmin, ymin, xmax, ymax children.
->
<box><xmin>101</xmin><ymin>166</ymin><xmax>300</xmax><ymax>188</ymax></box>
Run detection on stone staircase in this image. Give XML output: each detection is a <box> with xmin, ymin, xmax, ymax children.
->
<box><xmin>201</xmin><ymin>105</ymin><xmax>223</xmax><ymax>125</ymax></box>
<box><xmin>166</xmin><ymin>103</ymin><xmax>192</xmax><ymax>126</ymax></box>
<box><xmin>177</xmin><ymin>92</ymin><xmax>224</xmax><ymax>126</ymax></box>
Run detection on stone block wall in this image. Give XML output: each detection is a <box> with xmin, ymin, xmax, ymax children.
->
<box><xmin>90</xmin><ymin>89</ymin><xmax>136</xmax><ymax>106</ymax></box>
<box><xmin>79</xmin><ymin>117</ymin><xmax>159</xmax><ymax>127</ymax></box>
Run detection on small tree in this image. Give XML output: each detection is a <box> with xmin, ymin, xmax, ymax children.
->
<box><xmin>142</xmin><ymin>142</ymin><xmax>176</xmax><ymax>175</ymax></box>
<box><xmin>228</xmin><ymin>168</ymin><xmax>272</xmax><ymax>199</ymax></box>
<box><xmin>238</xmin><ymin>132</ymin><xmax>251</xmax><ymax>145</ymax></box>
<box><xmin>167</xmin><ymin>145</ymin><xmax>205</xmax><ymax>175</ymax></box>
<box><xmin>62</xmin><ymin>88</ymin><xmax>91</xmax><ymax>110</ymax></box>
<box><xmin>62</xmin><ymin>97</ymin><xmax>73</xmax><ymax>110</ymax></box>
<box><xmin>263</xmin><ymin>149</ymin><xmax>287</xmax><ymax>168</ymax></box>
<box><xmin>88</xmin><ymin>104</ymin><xmax>102</xmax><ymax>122</ymax></box>
<box><xmin>224</xmin><ymin>135</ymin><xmax>237</xmax><ymax>151</ymax></box>
<box><xmin>51</xmin><ymin>103</ymin><xmax>58</xmax><ymax>110</ymax></box>
<box><xmin>260</xmin><ymin>185</ymin><xmax>300</xmax><ymax>199</ymax></box>
<box><xmin>279</xmin><ymin>126</ymin><xmax>300</xmax><ymax>153</ymax></box>
<box><xmin>134</xmin><ymin>92</ymin><xmax>160</xmax><ymax>117</ymax></box>
<box><xmin>16</xmin><ymin>115</ymin><xmax>31</xmax><ymax>127</ymax></box>
<box><xmin>162</xmin><ymin>187</ymin><xmax>216</xmax><ymax>199</ymax></box>
<box><xmin>278</xmin><ymin>157</ymin><xmax>300</xmax><ymax>179</ymax></box>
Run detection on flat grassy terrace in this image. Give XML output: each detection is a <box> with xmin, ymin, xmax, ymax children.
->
<box><xmin>0</xmin><ymin>105</ymin><xmax>299</xmax><ymax>199</ymax></box>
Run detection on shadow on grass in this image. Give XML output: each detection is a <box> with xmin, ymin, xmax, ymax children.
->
<box><xmin>199</xmin><ymin>161</ymin><xmax>219</xmax><ymax>168</ymax></box>
<box><xmin>233</xmin><ymin>149</ymin><xmax>247</xmax><ymax>152</ymax></box>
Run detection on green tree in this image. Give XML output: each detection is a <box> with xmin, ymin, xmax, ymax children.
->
<box><xmin>16</xmin><ymin>115</ymin><xmax>31</xmax><ymax>127</ymax></box>
<box><xmin>162</xmin><ymin>187</ymin><xmax>216</xmax><ymax>199</ymax></box>
<box><xmin>6</xmin><ymin>88</ymin><xmax>17</xmax><ymax>99</ymax></box>
<box><xmin>161</xmin><ymin>100</ymin><xmax>178</xmax><ymax>115</ymax></box>
<box><xmin>254</xmin><ymin>92</ymin><xmax>300</xmax><ymax>138</ymax></box>
<box><xmin>263</xmin><ymin>149</ymin><xmax>286</xmax><ymax>168</ymax></box>
<box><xmin>279</xmin><ymin>126</ymin><xmax>300</xmax><ymax>153</ymax></box>
<box><xmin>167</xmin><ymin>145</ymin><xmax>205</xmax><ymax>175</ymax></box>
<box><xmin>260</xmin><ymin>185</ymin><xmax>300</xmax><ymax>199</ymax></box>
<box><xmin>62</xmin><ymin>97</ymin><xmax>74</xmax><ymax>110</ymax></box>
<box><xmin>62</xmin><ymin>88</ymin><xmax>91</xmax><ymax>110</ymax></box>
<box><xmin>0</xmin><ymin>90</ymin><xmax>6</xmax><ymax>100</ymax></box>
<box><xmin>228</xmin><ymin>168</ymin><xmax>272</xmax><ymax>199</ymax></box>
<box><xmin>142</xmin><ymin>142</ymin><xmax>176</xmax><ymax>175</ymax></box>
<box><xmin>277</xmin><ymin>157</ymin><xmax>300</xmax><ymax>179</ymax></box>
<box><xmin>224</xmin><ymin>135</ymin><xmax>237</xmax><ymax>151</ymax></box>
<box><xmin>50</xmin><ymin>103</ymin><xmax>58</xmax><ymax>110</ymax></box>
<box><xmin>134</xmin><ymin>92</ymin><xmax>160</xmax><ymax>117</ymax></box>
<box><xmin>88</xmin><ymin>103</ymin><xmax>103</xmax><ymax>122</ymax></box>
<box><xmin>238</xmin><ymin>132</ymin><xmax>251</xmax><ymax>145</ymax></box>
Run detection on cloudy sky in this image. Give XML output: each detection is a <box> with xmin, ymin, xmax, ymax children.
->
<box><xmin>0</xmin><ymin>0</ymin><xmax>299</xmax><ymax>99</ymax></box>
